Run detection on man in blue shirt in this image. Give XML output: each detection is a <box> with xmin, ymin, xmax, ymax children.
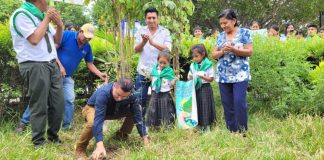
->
<box><xmin>16</xmin><ymin>23</ymin><xmax>107</xmax><ymax>133</ymax></box>
<box><xmin>75</xmin><ymin>78</ymin><xmax>149</xmax><ymax>159</ymax></box>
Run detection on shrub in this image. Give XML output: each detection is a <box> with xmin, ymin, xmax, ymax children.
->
<box><xmin>305</xmin><ymin>39</ymin><xmax>324</xmax><ymax>58</ymax></box>
<box><xmin>0</xmin><ymin>21</ymin><xmax>23</xmax><ymax>117</ymax></box>
<box><xmin>248</xmin><ymin>36</ymin><xmax>323</xmax><ymax>117</ymax></box>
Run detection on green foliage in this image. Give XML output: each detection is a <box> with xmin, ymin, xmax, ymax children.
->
<box><xmin>190</xmin><ymin>0</ymin><xmax>324</xmax><ymax>34</ymax></box>
<box><xmin>144</xmin><ymin>0</ymin><xmax>194</xmax><ymax>34</ymax></box>
<box><xmin>307</xmin><ymin>61</ymin><xmax>324</xmax><ymax>113</ymax></box>
<box><xmin>0</xmin><ymin>21</ymin><xmax>14</xmax><ymax>56</ymax></box>
<box><xmin>305</xmin><ymin>39</ymin><xmax>324</xmax><ymax>58</ymax></box>
<box><xmin>54</xmin><ymin>2</ymin><xmax>90</xmax><ymax>29</ymax></box>
<box><xmin>179</xmin><ymin>34</ymin><xmax>215</xmax><ymax>58</ymax></box>
<box><xmin>309</xmin><ymin>61</ymin><xmax>324</xmax><ymax>83</ymax></box>
<box><xmin>90</xmin><ymin>33</ymin><xmax>118</xmax><ymax>81</ymax></box>
<box><xmin>248</xmin><ymin>36</ymin><xmax>324</xmax><ymax>117</ymax></box>
<box><xmin>0</xmin><ymin>21</ymin><xmax>23</xmax><ymax>117</ymax></box>
<box><xmin>92</xmin><ymin>0</ymin><xmax>145</xmax><ymax>26</ymax></box>
<box><xmin>90</xmin><ymin>37</ymin><xmax>115</xmax><ymax>57</ymax></box>
<box><xmin>0</xmin><ymin>0</ymin><xmax>89</xmax><ymax>28</ymax></box>
<box><xmin>91</xmin><ymin>0</ymin><xmax>147</xmax><ymax>78</ymax></box>
<box><xmin>91</xmin><ymin>0</ymin><xmax>195</xmax><ymax>77</ymax></box>
<box><xmin>0</xmin><ymin>0</ymin><xmax>21</xmax><ymax>22</ymax></box>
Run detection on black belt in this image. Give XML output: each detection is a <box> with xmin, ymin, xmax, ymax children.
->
<box><xmin>20</xmin><ymin>59</ymin><xmax>56</xmax><ymax>64</ymax></box>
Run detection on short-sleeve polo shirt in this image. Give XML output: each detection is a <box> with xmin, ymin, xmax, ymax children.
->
<box><xmin>10</xmin><ymin>8</ymin><xmax>57</xmax><ymax>63</ymax></box>
<box><xmin>57</xmin><ymin>31</ymin><xmax>93</xmax><ymax>76</ymax></box>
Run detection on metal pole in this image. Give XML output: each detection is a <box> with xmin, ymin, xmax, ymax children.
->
<box><xmin>320</xmin><ymin>12</ymin><xmax>324</xmax><ymax>27</ymax></box>
<box><xmin>320</xmin><ymin>12</ymin><xmax>322</xmax><ymax>27</ymax></box>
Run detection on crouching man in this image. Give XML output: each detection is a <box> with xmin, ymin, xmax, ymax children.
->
<box><xmin>75</xmin><ymin>78</ymin><xmax>149</xmax><ymax>159</ymax></box>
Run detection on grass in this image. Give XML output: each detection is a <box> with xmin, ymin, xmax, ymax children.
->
<box><xmin>0</xmin><ymin>84</ymin><xmax>323</xmax><ymax>159</ymax></box>
<box><xmin>0</xmin><ymin>110</ymin><xmax>323</xmax><ymax>159</ymax></box>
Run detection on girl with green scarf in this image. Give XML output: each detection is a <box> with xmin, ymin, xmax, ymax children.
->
<box><xmin>146</xmin><ymin>50</ymin><xmax>176</xmax><ymax>129</ymax></box>
<box><xmin>188</xmin><ymin>44</ymin><xmax>216</xmax><ymax>131</ymax></box>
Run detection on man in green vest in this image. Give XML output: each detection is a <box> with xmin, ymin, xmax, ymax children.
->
<box><xmin>9</xmin><ymin>0</ymin><xmax>64</xmax><ymax>147</ymax></box>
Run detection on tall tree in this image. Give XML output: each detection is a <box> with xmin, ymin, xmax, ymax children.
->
<box><xmin>54</xmin><ymin>2</ymin><xmax>90</xmax><ymax>29</ymax></box>
<box><xmin>190</xmin><ymin>0</ymin><xmax>324</xmax><ymax>34</ymax></box>
<box><xmin>90</xmin><ymin>0</ymin><xmax>194</xmax><ymax>78</ymax></box>
<box><xmin>90</xmin><ymin>0</ymin><xmax>147</xmax><ymax>78</ymax></box>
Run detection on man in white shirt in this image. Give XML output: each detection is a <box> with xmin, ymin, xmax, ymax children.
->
<box><xmin>10</xmin><ymin>0</ymin><xmax>64</xmax><ymax>147</ymax></box>
<box><xmin>134</xmin><ymin>7</ymin><xmax>172</xmax><ymax>119</ymax></box>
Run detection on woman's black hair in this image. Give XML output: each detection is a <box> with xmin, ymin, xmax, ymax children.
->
<box><xmin>251</xmin><ymin>20</ymin><xmax>261</xmax><ymax>28</ymax></box>
<box><xmin>269</xmin><ymin>24</ymin><xmax>279</xmax><ymax>32</ymax></box>
<box><xmin>190</xmin><ymin>44</ymin><xmax>207</xmax><ymax>59</ymax></box>
<box><xmin>218</xmin><ymin>9</ymin><xmax>238</xmax><ymax>27</ymax></box>
<box><xmin>284</xmin><ymin>23</ymin><xmax>294</xmax><ymax>35</ymax></box>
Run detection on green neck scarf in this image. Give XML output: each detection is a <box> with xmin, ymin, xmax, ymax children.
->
<box><xmin>150</xmin><ymin>64</ymin><xmax>175</xmax><ymax>93</ymax></box>
<box><xmin>21</xmin><ymin>2</ymin><xmax>45</xmax><ymax>21</ymax></box>
<box><xmin>13</xmin><ymin>2</ymin><xmax>52</xmax><ymax>53</ymax></box>
<box><xmin>191</xmin><ymin>57</ymin><xmax>213</xmax><ymax>89</ymax></box>
<box><xmin>13</xmin><ymin>2</ymin><xmax>51</xmax><ymax>37</ymax></box>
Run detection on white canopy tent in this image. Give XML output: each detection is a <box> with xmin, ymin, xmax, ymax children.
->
<box><xmin>52</xmin><ymin>0</ymin><xmax>84</xmax><ymax>5</ymax></box>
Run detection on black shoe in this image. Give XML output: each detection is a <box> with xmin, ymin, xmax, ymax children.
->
<box><xmin>242</xmin><ymin>133</ymin><xmax>247</xmax><ymax>138</ymax></box>
<box><xmin>34</xmin><ymin>141</ymin><xmax>46</xmax><ymax>149</ymax></box>
<box><xmin>48</xmin><ymin>138</ymin><xmax>63</xmax><ymax>144</ymax></box>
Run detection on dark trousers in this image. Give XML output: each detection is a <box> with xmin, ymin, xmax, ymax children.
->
<box><xmin>218</xmin><ymin>81</ymin><xmax>248</xmax><ymax>132</ymax></box>
<box><xmin>135</xmin><ymin>73</ymin><xmax>150</xmax><ymax>120</ymax></box>
<box><xmin>19</xmin><ymin>61</ymin><xmax>64</xmax><ymax>145</ymax></box>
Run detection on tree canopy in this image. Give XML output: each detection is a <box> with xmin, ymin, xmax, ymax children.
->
<box><xmin>0</xmin><ymin>0</ymin><xmax>21</xmax><ymax>22</ymax></box>
<box><xmin>54</xmin><ymin>2</ymin><xmax>90</xmax><ymax>29</ymax></box>
<box><xmin>189</xmin><ymin>0</ymin><xmax>324</xmax><ymax>34</ymax></box>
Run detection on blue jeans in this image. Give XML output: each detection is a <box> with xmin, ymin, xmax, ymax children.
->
<box><xmin>20</xmin><ymin>76</ymin><xmax>75</xmax><ymax>129</ymax></box>
<box><xmin>218</xmin><ymin>81</ymin><xmax>249</xmax><ymax>133</ymax></box>
<box><xmin>62</xmin><ymin>76</ymin><xmax>75</xmax><ymax>128</ymax></box>
<box><xmin>20</xmin><ymin>106</ymin><xmax>31</xmax><ymax>125</ymax></box>
<box><xmin>135</xmin><ymin>73</ymin><xmax>150</xmax><ymax>120</ymax></box>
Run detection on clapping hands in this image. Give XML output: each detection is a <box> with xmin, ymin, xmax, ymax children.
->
<box><xmin>141</xmin><ymin>34</ymin><xmax>149</xmax><ymax>43</ymax></box>
<box><xmin>141</xmin><ymin>33</ymin><xmax>155</xmax><ymax>45</ymax></box>
<box><xmin>222</xmin><ymin>42</ymin><xmax>234</xmax><ymax>54</ymax></box>
<box><xmin>46</xmin><ymin>7</ymin><xmax>63</xmax><ymax>28</ymax></box>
